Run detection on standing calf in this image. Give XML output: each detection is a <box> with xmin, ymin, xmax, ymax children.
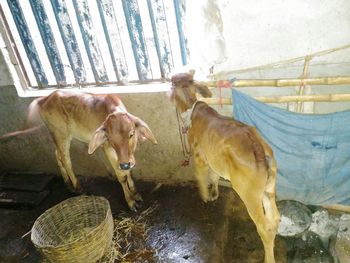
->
<box><xmin>1</xmin><ymin>90</ymin><xmax>157</xmax><ymax>211</ymax></box>
<box><xmin>169</xmin><ymin>73</ymin><xmax>280</xmax><ymax>263</ymax></box>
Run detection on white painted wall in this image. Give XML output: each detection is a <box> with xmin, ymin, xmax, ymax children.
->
<box><xmin>186</xmin><ymin>0</ymin><xmax>350</xmax><ymax>75</ymax></box>
<box><xmin>184</xmin><ymin>0</ymin><xmax>350</xmax><ymax>116</ymax></box>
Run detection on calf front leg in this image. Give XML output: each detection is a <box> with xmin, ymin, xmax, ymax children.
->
<box><xmin>103</xmin><ymin>144</ymin><xmax>141</xmax><ymax>211</ymax></box>
<box><xmin>193</xmin><ymin>150</ymin><xmax>211</xmax><ymax>202</ymax></box>
<box><xmin>208</xmin><ymin>169</ymin><xmax>220</xmax><ymax>201</ymax></box>
<box><xmin>125</xmin><ymin>171</ymin><xmax>143</xmax><ymax>202</ymax></box>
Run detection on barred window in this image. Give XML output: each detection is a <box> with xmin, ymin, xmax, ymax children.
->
<box><xmin>0</xmin><ymin>0</ymin><xmax>187</xmax><ymax>95</ymax></box>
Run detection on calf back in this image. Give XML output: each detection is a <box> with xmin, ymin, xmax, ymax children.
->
<box><xmin>189</xmin><ymin>102</ymin><xmax>269</xmax><ymax>177</ymax></box>
<box><xmin>37</xmin><ymin>91</ymin><xmax>125</xmax><ymax>143</ymax></box>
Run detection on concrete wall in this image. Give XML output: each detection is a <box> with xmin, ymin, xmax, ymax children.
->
<box><xmin>0</xmin><ymin>84</ymin><xmax>194</xmax><ymax>183</ymax></box>
<box><xmin>1</xmin><ymin>0</ymin><xmax>350</xmax><ymax>183</ymax></box>
<box><xmin>0</xmin><ymin>87</ymin><xmax>198</xmax><ymax>184</ymax></box>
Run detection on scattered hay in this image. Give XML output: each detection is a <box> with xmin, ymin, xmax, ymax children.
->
<box><xmin>100</xmin><ymin>203</ymin><xmax>159</xmax><ymax>263</ymax></box>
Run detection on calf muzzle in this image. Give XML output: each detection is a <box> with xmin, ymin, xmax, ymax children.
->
<box><xmin>119</xmin><ymin>162</ymin><xmax>131</xmax><ymax>170</ymax></box>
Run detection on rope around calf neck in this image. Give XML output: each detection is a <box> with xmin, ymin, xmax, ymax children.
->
<box><xmin>176</xmin><ymin>109</ymin><xmax>191</xmax><ymax>166</ymax></box>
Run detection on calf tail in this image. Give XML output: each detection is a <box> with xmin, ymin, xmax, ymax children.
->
<box><xmin>265</xmin><ymin>155</ymin><xmax>277</xmax><ymax>194</ymax></box>
<box><xmin>26</xmin><ymin>97</ymin><xmax>42</xmax><ymax>127</ymax></box>
<box><xmin>0</xmin><ymin>98</ymin><xmax>44</xmax><ymax>141</ymax></box>
<box><xmin>263</xmin><ymin>154</ymin><xmax>281</xmax><ymax>228</ymax></box>
<box><xmin>250</xmin><ymin>127</ymin><xmax>279</xmax><ymax>222</ymax></box>
<box><xmin>247</xmin><ymin>128</ymin><xmax>268</xmax><ymax>169</ymax></box>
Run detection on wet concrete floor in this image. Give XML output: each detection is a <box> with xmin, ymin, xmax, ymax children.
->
<box><xmin>0</xmin><ymin>175</ymin><xmax>333</xmax><ymax>263</ymax></box>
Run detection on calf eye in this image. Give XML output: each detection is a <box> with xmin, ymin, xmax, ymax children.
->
<box><xmin>129</xmin><ymin>132</ymin><xmax>135</xmax><ymax>138</ymax></box>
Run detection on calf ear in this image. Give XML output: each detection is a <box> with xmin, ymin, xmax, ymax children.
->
<box><xmin>88</xmin><ymin>126</ymin><xmax>107</xmax><ymax>154</ymax></box>
<box><xmin>128</xmin><ymin>114</ymin><xmax>158</xmax><ymax>145</ymax></box>
<box><xmin>194</xmin><ymin>82</ymin><xmax>212</xmax><ymax>98</ymax></box>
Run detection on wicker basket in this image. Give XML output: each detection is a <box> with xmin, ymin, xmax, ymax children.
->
<box><xmin>31</xmin><ymin>195</ymin><xmax>114</xmax><ymax>263</ymax></box>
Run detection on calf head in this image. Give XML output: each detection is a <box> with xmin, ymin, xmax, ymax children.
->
<box><xmin>88</xmin><ymin>112</ymin><xmax>157</xmax><ymax>170</ymax></box>
<box><xmin>168</xmin><ymin>72</ymin><xmax>212</xmax><ymax>113</ymax></box>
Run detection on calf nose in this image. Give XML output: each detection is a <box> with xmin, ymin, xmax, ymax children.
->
<box><xmin>119</xmin><ymin>162</ymin><xmax>131</xmax><ymax>170</ymax></box>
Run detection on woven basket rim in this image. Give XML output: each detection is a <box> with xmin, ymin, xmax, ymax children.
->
<box><xmin>31</xmin><ymin>195</ymin><xmax>112</xmax><ymax>249</ymax></box>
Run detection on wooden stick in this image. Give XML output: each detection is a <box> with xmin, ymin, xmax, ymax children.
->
<box><xmin>201</xmin><ymin>76</ymin><xmax>350</xmax><ymax>88</ymax></box>
<box><xmin>323</xmin><ymin>204</ymin><xmax>350</xmax><ymax>213</ymax></box>
<box><xmin>200</xmin><ymin>93</ymin><xmax>350</xmax><ymax>105</ymax></box>
<box><xmin>257</xmin><ymin>94</ymin><xmax>350</xmax><ymax>103</ymax></box>
<box><xmin>220</xmin><ymin>181</ymin><xmax>350</xmax><ymax>214</ymax></box>
<box><xmin>200</xmin><ymin>97</ymin><xmax>232</xmax><ymax>105</ymax></box>
<box><xmin>297</xmin><ymin>56</ymin><xmax>312</xmax><ymax>112</ymax></box>
<box><xmin>21</xmin><ymin>230</ymin><xmax>31</xmax><ymax>239</ymax></box>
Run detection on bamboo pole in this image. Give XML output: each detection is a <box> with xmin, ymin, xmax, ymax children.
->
<box><xmin>256</xmin><ymin>94</ymin><xmax>350</xmax><ymax>103</ymax></box>
<box><xmin>297</xmin><ymin>56</ymin><xmax>312</xmax><ymax>112</ymax></box>
<box><xmin>201</xmin><ymin>76</ymin><xmax>350</xmax><ymax>88</ymax></box>
<box><xmin>212</xmin><ymin>43</ymin><xmax>350</xmax><ymax>77</ymax></box>
<box><xmin>322</xmin><ymin>204</ymin><xmax>350</xmax><ymax>213</ymax></box>
<box><xmin>216</xmin><ymin>184</ymin><xmax>350</xmax><ymax>213</ymax></box>
<box><xmin>200</xmin><ymin>97</ymin><xmax>232</xmax><ymax>105</ymax></box>
<box><xmin>200</xmin><ymin>93</ymin><xmax>350</xmax><ymax>105</ymax></box>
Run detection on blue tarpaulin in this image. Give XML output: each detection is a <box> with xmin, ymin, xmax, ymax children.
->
<box><xmin>232</xmin><ymin>89</ymin><xmax>350</xmax><ymax>205</ymax></box>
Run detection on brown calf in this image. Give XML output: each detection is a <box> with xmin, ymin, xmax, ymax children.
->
<box><xmin>1</xmin><ymin>90</ymin><xmax>157</xmax><ymax>211</ymax></box>
<box><xmin>169</xmin><ymin>73</ymin><xmax>280</xmax><ymax>263</ymax></box>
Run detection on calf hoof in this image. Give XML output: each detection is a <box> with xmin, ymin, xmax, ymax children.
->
<box><xmin>128</xmin><ymin>199</ymin><xmax>143</xmax><ymax>212</ymax></box>
<box><xmin>64</xmin><ymin>179</ymin><xmax>83</xmax><ymax>194</ymax></box>
<box><xmin>65</xmin><ymin>182</ymin><xmax>75</xmax><ymax>192</ymax></box>
<box><xmin>209</xmin><ymin>190</ymin><xmax>219</xmax><ymax>202</ymax></box>
<box><xmin>73</xmin><ymin>185</ymin><xmax>83</xmax><ymax>194</ymax></box>
<box><xmin>208</xmin><ymin>184</ymin><xmax>219</xmax><ymax>202</ymax></box>
<box><xmin>133</xmin><ymin>192</ymin><xmax>143</xmax><ymax>202</ymax></box>
<box><xmin>201</xmin><ymin>193</ymin><xmax>218</xmax><ymax>203</ymax></box>
<box><xmin>200</xmin><ymin>196</ymin><xmax>210</xmax><ymax>203</ymax></box>
<box><xmin>67</xmin><ymin>183</ymin><xmax>83</xmax><ymax>194</ymax></box>
<box><xmin>199</xmin><ymin>190</ymin><xmax>212</xmax><ymax>203</ymax></box>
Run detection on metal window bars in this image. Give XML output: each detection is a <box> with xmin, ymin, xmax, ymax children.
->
<box><xmin>0</xmin><ymin>0</ymin><xmax>187</xmax><ymax>89</ymax></box>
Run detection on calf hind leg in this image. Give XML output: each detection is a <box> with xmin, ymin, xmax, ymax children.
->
<box><xmin>234</xmin><ymin>168</ymin><xmax>279</xmax><ymax>263</ymax></box>
<box><xmin>264</xmin><ymin>156</ymin><xmax>281</xmax><ymax>226</ymax></box>
<box><xmin>55</xmin><ymin>149</ymin><xmax>74</xmax><ymax>190</ymax></box>
<box><xmin>260</xmin><ymin>159</ymin><xmax>280</xmax><ymax>262</ymax></box>
<box><xmin>243</xmin><ymin>194</ymin><xmax>278</xmax><ymax>263</ymax></box>
<box><xmin>51</xmin><ymin>133</ymin><xmax>82</xmax><ymax>192</ymax></box>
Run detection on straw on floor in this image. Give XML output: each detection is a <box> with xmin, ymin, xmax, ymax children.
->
<box><xmin>100</xmin><ymin>203</ymin><xmax>158</xmax><ymax>263</ymax></box>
